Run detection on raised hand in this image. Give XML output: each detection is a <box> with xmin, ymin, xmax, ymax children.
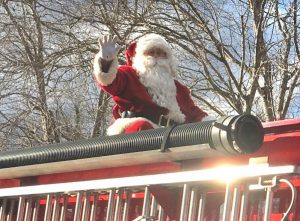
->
<box><xmin>98</xmin><ymin>35</ymin><xmax>121</xmax><ymax>61</ymax></box>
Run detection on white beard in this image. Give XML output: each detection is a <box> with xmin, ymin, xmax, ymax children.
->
<box><xmin>133</xmin><ymin>55</ymin><xmax>185</xmax><ymax>123</ymax></box>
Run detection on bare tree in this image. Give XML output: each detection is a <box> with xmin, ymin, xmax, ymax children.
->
<box><xmin>1</xmin><ymin>0</ymin><xmax>60</xmax><ymax>145</ymax></box>
<box><xmin>0</xmin><ymin>0</ymin><xmax>108</xmax><ymax>149</ymax></box>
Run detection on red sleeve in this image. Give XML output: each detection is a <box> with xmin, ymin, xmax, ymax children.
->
<box><xmin>185</xmin><ymin>105</ymin><xmax>207</xmax><ymax>123</ymax></box>
<box><xmin>175</xmin><ymin>81</ymin><xmax>207</xmax><ymax>123</ymax></box>
<box><xmin>97</xmin><ymin>66</ymin><xmax>131</xmax><ymax>96</ymax></box>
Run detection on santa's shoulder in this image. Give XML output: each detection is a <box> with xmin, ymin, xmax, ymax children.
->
<box><xmin>118</xmin><ymin>64</ymin><xmax>137</xmax><ymax>74</ymax></box>
<box><xmin>113</xmin><ymin>65</ymin><xmax>140</xmax><ymax>83</ymax></box>
<box><xmin>174</xmin><ymin>80</ymin><xmax>190</xmax><ymax>92</ymax></box>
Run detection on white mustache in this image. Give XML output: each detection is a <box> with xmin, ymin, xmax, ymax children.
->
<box><xmin>144</xmin><ymin>57</ymin><xmax>169</xmax><ymax>67</ymax></box>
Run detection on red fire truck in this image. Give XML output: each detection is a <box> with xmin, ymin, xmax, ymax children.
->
<box><xmin>0</xmin><ymin>115</ymin><xmax>299</xmax><ymax>221</ymax></box>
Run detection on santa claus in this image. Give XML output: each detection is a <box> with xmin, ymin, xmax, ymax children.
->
<box><xmin>93</xmin><ymin>34</ymin><xmax>208</xmax><ymax>135</ymax></box>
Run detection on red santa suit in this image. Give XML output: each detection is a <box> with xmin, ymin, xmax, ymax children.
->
<box><xmin>93</xmin><ymin>34</ymin><xmax>207</xmax><ymax>135</ymax></box>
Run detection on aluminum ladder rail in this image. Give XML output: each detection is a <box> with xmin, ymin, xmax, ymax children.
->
<box><xmin>0</xmin><ymin>164</ymin><xmax>298</xmax><ymax>221</ymax></box>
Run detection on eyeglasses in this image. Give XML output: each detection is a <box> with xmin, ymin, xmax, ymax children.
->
<box><xmin>143</xmin><ymin>47</ymin><xmax>167</xmax><ymax>58</ymax></box>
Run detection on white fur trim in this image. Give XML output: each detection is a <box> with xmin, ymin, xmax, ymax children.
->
<box><xmin>135</xmin><ymin>34</ymin><xmax>172</xmax><ymax>59</ymax></box>
<box><xmin>93</xmin><ymin>53</ymin><xmax>118</xmax><ymax>86</ymax></box>
<box><xmin>106</xmin><ymin>117</ymin><xmax>158</xmax><ymax>136</ymax></box>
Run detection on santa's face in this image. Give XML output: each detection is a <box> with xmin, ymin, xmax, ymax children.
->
<box><xmin>133</xmin><ymin>47</ymin><xmax>174</xmax><ymax>77</ymax></box>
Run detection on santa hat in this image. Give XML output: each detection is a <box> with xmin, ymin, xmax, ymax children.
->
<box><xmin>126</xmin><ymin>41</ymin><xmax>137</xmax><ymax>66</ymax></box>
<box><xmin>126</xmin><ymin>34</ymin><xmax>172</xmax><ymax>66</ymax></box>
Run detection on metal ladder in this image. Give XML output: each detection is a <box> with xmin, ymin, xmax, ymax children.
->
<box><xmin>0</xmin><ymin>164</ymin><xmax>298</xmax><ymax>221</ymax></box>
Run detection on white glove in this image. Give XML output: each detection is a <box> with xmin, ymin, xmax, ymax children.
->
<box><xmin>98</xmin><ymin>35</ymin><xmax>121</xmax><ymax>61</ymax></box>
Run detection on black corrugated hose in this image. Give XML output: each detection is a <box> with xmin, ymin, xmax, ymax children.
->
<box><xmin>0</xmin><ymin>114</ymin><xmax>264</xmax><ymax>168</ymax></box>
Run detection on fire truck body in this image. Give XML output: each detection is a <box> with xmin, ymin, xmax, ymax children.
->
<box><xmin>0</xmin><ymin>117</ymin><xmax>299</xmax><ymax>221</ymax></box>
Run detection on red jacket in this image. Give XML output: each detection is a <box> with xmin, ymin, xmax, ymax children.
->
<box><xmin>96</xmin><ymin>65</ymin><xmax>207</xmax><ymax>124</ymax></box>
